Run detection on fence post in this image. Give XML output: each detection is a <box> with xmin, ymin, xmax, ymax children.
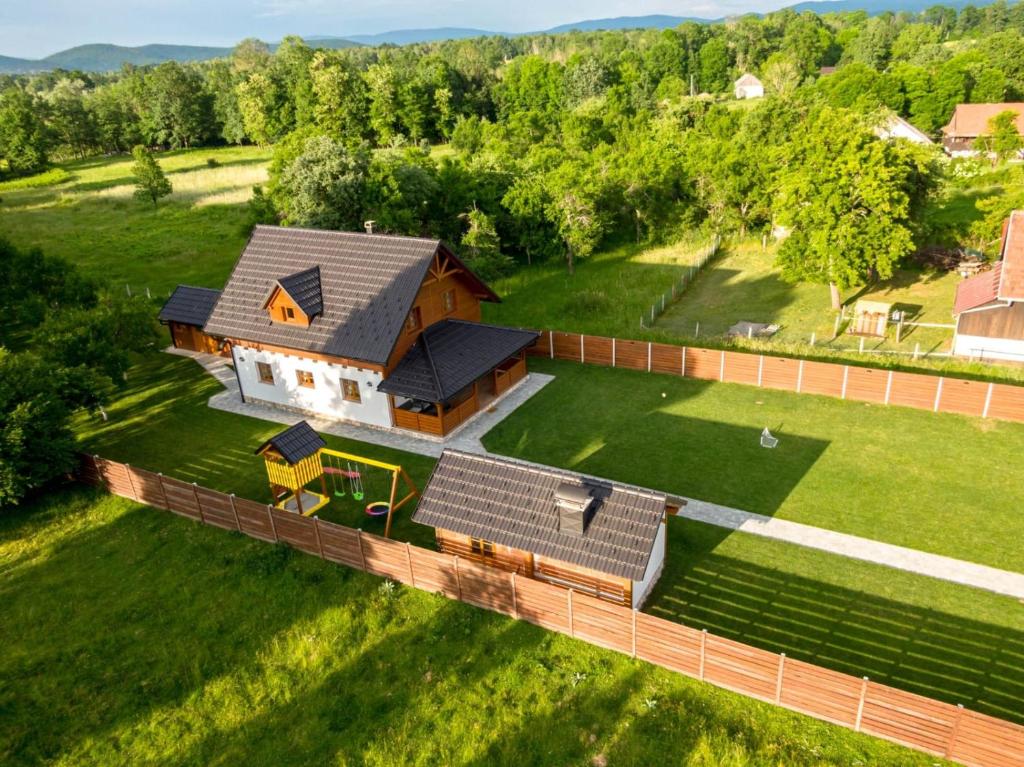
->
<box><xmin>651</xmin><ymin>305</ymin><xmax>655</xmax><ymax>325</ymax></box>
<box><xmin>266</xmin><ymin>504</ymin><xmax>278</xmax><ymax>541</ymax></box>
<box><xmin>567</xmin><ymin>588</ymin><xmax>575</xmax><ymax>638</ymax></box>
<box><xmin>681</xmin><ymin>346</ymin><xmax>687</xmax><ymax>377</ymax></box>
<box><xmin>810</xmin><ymin>332</ymin><xmax>816</xmax><ymax>346</ymax></box>
<box><xmin>775</xmin><ymin>653</ymin><xmax>786</xmax><ymax>703</ymax></box>
<box><xmin>549</xmin><ymin>330</ymin><xmax>554</xmax><ymax>359</ymax></box>
<box><xmin>913</xmin><ymin>342</ymin><xmax>920</xmax><ymax>359</ymax></box>
<box><xmin>854</xmin><ymin>677</ymin><xmax>869</xmax><ymax>731</ymax></box>
<box><xmin>719</xmin><ymin>351</ymin><xmax>725</xmax><ymax>382</ymax></box>
<box><xmin>983</xmin><ymin>382</ymin><xmax>994</xmax><ymax>418</ymax></box>
<box><xmin>833</xmin><ymin>314</ymin><xmax>841</xmax><ymax>339</ymax></box>
<box><xmin>858</xmin><ymin>337</ymin><xmax>865</xmax><ymax>354</ymax></box>
<box><xmin>405</xmin><ymin>541</ymin><xmax>415</xmax><ymax>586</ymax></box>
<box><xmin>156</xmin><ymin>472</ymin><xmax>169</xmax><ymax>509</ymax></box>
<box><xmin>453</xmin><ymin>554</ymin><xmax>462</xmax><ymax>599</ymax></box>
<box><xmin>314</xmin><ymin>517</ymin><xmax>325</xmax><ymax>559</ymax></box>
<box><xmin>511</xmin><ymin>571</ymin><xmax>518</xmax><ymax>620</ymax></box>
<box><xmin>796</xmin><ymin>360</ymin><xmax>805</xmax><ymax>394</ymax></box>
<box><xmin>695</xmin><ymin>321</ymin><xmax>700</xmax><ymax>337</ymax></box>
<box><xmin>631</xmin><ymin>609</ymin><xmax>637</xmax><ymax>658</ymax></box>
<box><xmin>580</xmin><ymin>334</ymin><xmax>585</xmax><ymax>364</ymax></box>
<box><xmin>841</xmin><ymin>366</ymin><xmax>849</xmax><ymax>399</ymax></box>
<box><xmin>944</xmin><ymin>704</ymin><xmax>965</xmax><ymax>759</ymax></box>
<box><xmin>757</xmin><ymin>355</ymin><xmax>764</xmax><ymax>387</ymax></box>
<box><xmin>934</xmin><ymin>377</ymin><xmax>945</xmax><ymax>412</ymax></box>
<box><xmin>229</xmin><ymin>493</ymin><xmax>241</xmax><ymax>530</ymax></box>
<box><xmin>124</xmin><ymin>463</ymin><xmax>139</xmax><ymax>501</ymax></box>
<box><xmin>647</xmin><ymin>342</ymin><xmax>652</xmax><ymax>372</ymax></box>
<box><xmin>884</xmin><ymin>371</ymin><xmax>893</xmax><ymax>406</ymax></box>
<box><xmin>612</xmin><ymin>338</ymin><xmax>616</xmax><ymax>368</ymax></box>
<box><xmin>357</xmin><ymin>529</ymin><xmax>367</xmax><ymax>570</ymax></box>
<box><xmin>193</xmin><ymin>482</ymin><xmax>204</xmax><ymax>524</ymax></box>
<box><xmin>699</xmin><ymin>629</ymin><xmax>708</xmax><ymax>681</ymax></box>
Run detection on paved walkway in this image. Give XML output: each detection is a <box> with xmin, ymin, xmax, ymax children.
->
<box><xmin>167</xmin><ymin>347</ymin><xmax>1024</xmax><ymax>600</ymax></box>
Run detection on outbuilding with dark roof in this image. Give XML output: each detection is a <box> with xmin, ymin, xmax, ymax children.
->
<box><xmin>413</xmin><ymin>450</ymin><xmax>676</xmax><ymax>608</ymax></box>
<box><xmin>159</xmin><ymin>285</ymin><xmax>225</xmax><ymax>355</ymax></box>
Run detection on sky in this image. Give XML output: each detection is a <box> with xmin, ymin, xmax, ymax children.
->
<box><xmin>0</xmin><ymin>0</ymin><xmax>787</xmax><ymax>59</ymax></box>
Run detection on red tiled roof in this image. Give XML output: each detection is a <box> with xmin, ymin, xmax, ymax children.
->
<box><xmin>954</xmin><ymin>263</ymin><xmax>1002</xmax><ymax>315</ymax></box>
<box><xmin>999</xmin><ymin>210</ymin><xmax>1024</xmax><ymax>300</ymax></box>
<box><xmin>942</xmin><ymin>103</ymin><xmax>1024</xmax><ymax>138</ymax></box>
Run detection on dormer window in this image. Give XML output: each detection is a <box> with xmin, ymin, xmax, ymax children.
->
<box><xmin>263</xmin><ymin>266</ymin><xmax>323</xmax><ymax>328</ymax></box>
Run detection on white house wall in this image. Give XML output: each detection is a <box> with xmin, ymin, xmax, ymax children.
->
<box><xmin>631</xmin><ymin>519</ymin><xmax>667</xmax><ymax>609</ymax></box>
<box><xmin>953</xmin><ymin>333</ymin><xmax>1024</xmax><ymax>362</ymax></box>
<box><xmin>232</xmin><ymin>344</ymin><xmax>393</xmax><ymax>427</ymax></box>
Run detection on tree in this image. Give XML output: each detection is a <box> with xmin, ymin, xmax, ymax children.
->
<box><xmin>761</xmin><ymin>54</ymin><xmax>802</xmax><ymax>97</ymax></box>
<box><xmin>130</xmin><ymin>145</ymin><xmax>172</xmax><ymax>207</ymax></box>
<box><xmin>775</xmin><ymin>108</ymin><xmax>934</xmax><ymax>310</ymax></box>
<box><xmin>310</xmin><ymin>52</ymin><xmax>368</xmax><ymax>139</ymax></box>
<box><xmin>459</xmin><ymin>207</ymin><xmax>510</xmax><ymax>279</ymax></box>
<box><xmin>142</xmin><ymin>62</ymin><xmax>213</xmax><ymax>148</ymax></box>
<box><xmin>0</xmin><ymin>88</ymin><xmax>49</xmax><ymax>176</ymax></box>
<box><xmin>975</xmin><ymin>110</ymin><xmax>1023</xmax><ymax>165</ymax></box>
<box><xmin>276</xmin><ymin>136</ymin><xmax>369</xmax><ymax>230</ymax></box>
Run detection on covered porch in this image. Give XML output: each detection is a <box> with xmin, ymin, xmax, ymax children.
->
<box><xmin>379</xmin><ymin>319</ymin><xmax>537</xmax><ymax>437</ymax></box>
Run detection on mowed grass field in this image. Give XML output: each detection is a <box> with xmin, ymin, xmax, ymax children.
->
<box><xmin>484</xmin><ymin>358</ymin><xmax>1024</xmax><ymax>573</ymax></box>
<box><xmin>71</xmin><ymin>353</ymin><xmax>1024</xmax><ymax>723</ymax></box>
<box><xmin>0</xmin><ymin>488</ymin><xmax>942</xmax><ymax>767</ymax></box>
<box><xmin>0</xmin><ymin>146</ymin><xmax>271</xmax><ymax>295</ymax></box>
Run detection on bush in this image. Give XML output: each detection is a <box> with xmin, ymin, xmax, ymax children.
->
<box><xmin>206</xmin><ymin>157</ymin><xmax>220</xmax><ymax>168</ymax></box>
<box><xmin>565</xmin><ymin>289</ymin><xmax>610</xmax><ymax>315</ymax></box>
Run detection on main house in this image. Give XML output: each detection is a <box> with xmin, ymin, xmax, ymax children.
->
<box><xmin>941</xmin><ymin>102</ymin><xmax>1024</xmax><ymax>156</ymax></box>
<box><xmin>952</xmin><ymin>211</ymin><xmax>1024</xmax><ymax>362</ymax></box>
<box><xmin>413</xmin><ymin>450</ymin><xmax>679</xmax><ymax>608</ymax></box>
<box><xmin>160</xmin><ymin>225</ymin><xmax>538</xmax><ymax>437</ymax></box>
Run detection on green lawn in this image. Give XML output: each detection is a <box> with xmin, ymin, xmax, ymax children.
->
<box><xmin>656</xmin><ymin>238</ymin><xmax>960</xmax><ymax>356</ymax></box>
<box><xmin>0</xmin><ymin>488</ymin><xmax>939</xmax><ymax>766</ymax></box>
<box><xmin>70</xmin><ymin>351</ymin><xmax>1024</xmax><ymax>724</ymax></box>
<box><xmin>484</xmin><ymin>358</ymin><xmax>1024</xmax><ymax>573</ymax></box>
<box><xmin>0</xmin><ymin>146</ymin><xmax>271</xmax><ymax>296</ymax></box>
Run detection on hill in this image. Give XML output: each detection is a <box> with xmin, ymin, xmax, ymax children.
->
<box><xmin>0</xmin><ymin>54</ymin><xmax>41</xmax><ymax>73</ymax></box>
<box><xmin>342</xmin><ymin>28</ymin><xmax>495</xmax><ymax>45</ymax></box>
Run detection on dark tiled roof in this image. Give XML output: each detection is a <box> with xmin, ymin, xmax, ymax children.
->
<box><xmin>275</xmin><ymin>266</ymin><xmax>323</xmax><ymax>318</ymax></box>
<box><xmin>254</xmin><ymin>421</ymin><xmax>326</xmax><ymax>465</ymax></box>
<box><xmin>204</xmin><ymin>226</ymin><xmax>498</xmax><ymax>365</ymax></box>
<box><xmin>412</xmin><ymin>450</ymin><xmax>667</xmax><ymax>581</ymax></box>
<box><xmin>378</xmin><ymin>320</ymin><xmax>539</xmax><ymax>403</ymax></box>
<box><xmin>159</xmin><ymin>285</ymin><xmax>222</xmax><ymax>326</ymax></box>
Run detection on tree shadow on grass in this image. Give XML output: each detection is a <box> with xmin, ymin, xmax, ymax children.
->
<box><xmin>645</xmin><ymin>518</ymin><xmax>1024</xmax><ymax>724</ymax></box>
<box><xmin>0</xmin><ymin>494</ymin><xmax>375</xmax><ymax>766</ymax></box>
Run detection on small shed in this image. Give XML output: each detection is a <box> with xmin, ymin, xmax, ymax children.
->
<box><xmin>413</xmin><ymin>450</ymin><xmax>681</xmax><ymax>608</ymax></box>
<box><xmin>850</xmin><ymin>300</ymin><xmax>892</xmax><ymax>337</ymax></box>
<box><xmin>734</xmin><ymin>73</ymin><xmax>764</xmax><ymax>100</ymax></box>
<box><xmin>159</xmin><ymin>285</ymin><xmax>224</xmax><ymax>355</ymax></box>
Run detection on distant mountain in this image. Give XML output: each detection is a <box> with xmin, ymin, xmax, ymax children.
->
<box><xmin>788</xmin><ymin>0</ymin><xmax>986</xmax><ymax>13</ymax></box>
<box><xmin>0</xmin><ymin>55</ymin><xmax>39</xmax><ymax>73</ymax></box>
<box><xmin>341</xmin><ymin>28</ymin><xmax>495</xmax><ymax>46</ymax></box>
<box><xmin>542</xmin><ymin>15</ymin><xmax>708</xmax><ymax>34</ymax></box>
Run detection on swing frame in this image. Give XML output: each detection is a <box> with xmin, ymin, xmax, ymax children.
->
<box><xmin>319</xmin><ymin>448</ymin><xmax>419</xmax><ymax>538</ymax></box>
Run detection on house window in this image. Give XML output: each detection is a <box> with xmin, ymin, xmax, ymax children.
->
<box><xmin>442</xmin><ymin>288</ymin><xmax>456</xmax><ymax>314</ymax></box>
<box><xmin>342</xmin><ymin>378</ymin><xmax>361</xmax><ymax>403</ymax></box>
<box><xmin>284</xmin><ymin>306</ymin><xmax>295</xmax><ymax>320</ymax></box>
<box><xmin>257</xmin><ymin>362</ymin><xmax>274</xmax><ymax>385</ymax></box>
<box><xmin>405</xmin><ymin>306</ymin><xmax>422</xmax><ymax>332</ymax></box>
<box><xmin>296</xmin><ymin>370</ymin><xmax>315</xmax><ymax>388</ymax></box>
<box><xmin>470</xmin><ymin>538</ymin><xmax>495</xmax><ymax>557</ymax></box>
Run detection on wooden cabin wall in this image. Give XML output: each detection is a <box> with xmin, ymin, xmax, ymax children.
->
<box><xmin>958</xmin><ymin>302</ymin><xmax>1024</xmax><ymax>339</ymax></box>
<box><xmin>435</xmin><ymin>529</ymin><xmax>533</xmax><ymax>574</ymax></box>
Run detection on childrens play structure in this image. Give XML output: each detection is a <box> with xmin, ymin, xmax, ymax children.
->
<box><xmin>255</xmin><ymin>421</ymin><xmax>419</xmax><ymax>537</ymax></box>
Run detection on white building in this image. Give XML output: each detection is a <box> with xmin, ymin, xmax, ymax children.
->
<box><xmin>875</xmin><ymin>114</ymin><xmax>935</xmax><ymax>146</ymax></box>
<box><xmin>734</xmin><ymin>73</ymin><xmax>764</xmax><ymax>100</ymax></box>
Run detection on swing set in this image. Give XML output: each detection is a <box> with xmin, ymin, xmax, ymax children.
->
<box><xmin>256</xmin><ymin>422</ymin><xmax>418</xmax><ymax>538</ymax></box>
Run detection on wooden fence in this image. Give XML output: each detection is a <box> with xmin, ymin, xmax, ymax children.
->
<box><xmin>77</xmin><ymin>454</ymin><xmax>1024</xmax><ymax>767</ymax></box>
<box><xmin>530</xmin><ymin>329</ymin><xmax>1024</xmax><ymax>424</ymax></box>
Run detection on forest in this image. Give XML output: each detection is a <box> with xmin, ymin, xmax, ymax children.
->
<box><xmin>2</xmin><ymin>4</ymin><xmax>1024</xmax><ymax>282</ymax></box>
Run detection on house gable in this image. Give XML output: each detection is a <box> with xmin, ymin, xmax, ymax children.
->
<box><xmin>264</xmin><ymin>284</ymin><xmax>311</xmax><ymax>326</ymax></box>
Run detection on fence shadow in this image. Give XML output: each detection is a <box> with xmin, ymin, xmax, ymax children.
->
<box><xmin>645</xmin><ymin>519</ymin><xmax>1024</xmax><ymax>724</ymax></box>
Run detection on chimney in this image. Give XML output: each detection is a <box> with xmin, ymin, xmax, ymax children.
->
<box><xmin>364</xmin><ymin>220</ymin><xmax>376</xmax><ymax>235</ymax></box>
<box><xmin>554</xmin><ymin>483</ymin><xmax>593</xmax><ymax>537</ymax></box>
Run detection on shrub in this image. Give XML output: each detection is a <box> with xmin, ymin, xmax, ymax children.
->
<box><xmin>206</xmin><ymin>157</ymin><xmax>220</xmax><ymax>168</ymax></box>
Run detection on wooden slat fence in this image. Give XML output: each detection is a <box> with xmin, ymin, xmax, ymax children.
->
<box><xmin>76</xmin><ymin>454</ymin><xmax>1024</xmax><ymax>767</ymax></box>
<box><xmin>530</xmin><ymin>330</ymin><xmax>1024</xmax><ymax>424</ymax></box>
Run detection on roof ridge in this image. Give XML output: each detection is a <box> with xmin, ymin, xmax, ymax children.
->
<box><xmin>419</xmin><ymin>327</ymin><xmax>445</xmax><ymax>402</ymax></box>
<box><xmin>252</xmin><ymin>223</ymin><xmax>441</xmax><ymax>246</ymax></box>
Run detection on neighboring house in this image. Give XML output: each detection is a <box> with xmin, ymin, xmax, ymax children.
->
<box><xmin>874</xmin><ymin>114</ymin><xmax>934</xmax><ymax>146</ymax></box>
<box><xmin>952</xmin><ymin>211</ymin><xmax>1024</xmax><ymax>362</ymax></box>
<box><xmin>734</xmin><ymin>73</ymin><xmax>764</xmax><ymax>99</ymax></box>
<box><xmin>164</xmin><ymin>225</ymin><xmax>538</xmax><ymax>436</ymax></box>
<box><xmin>158</xmin><ymin>285</ymin><xmax>223</xmax><ymax>355</ymax></box>
<box><xmin>941</xmin><ymin>103</ymin><xmax>1024</xmax><ymax>156</ymax></box>
<box><xmin>413</xmin><ymin>450</ymin><xmax>680</xmax><ymax>608</ymax></box>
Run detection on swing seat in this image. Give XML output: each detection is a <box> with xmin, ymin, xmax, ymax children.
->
<box><xmin>365</xmin><ymin>501</ymin><xmax>390</xmax><ymax>517</ymax></box>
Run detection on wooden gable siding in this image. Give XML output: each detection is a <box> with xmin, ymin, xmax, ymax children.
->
<box><xmin>385</xmin><ymin>254</ymin><xmax>486</xmax><ymax>373</ymax></box>
<box><xmin>264</xmin><ymin>286</ymin><xmax>310</xmax><ymax>327</ymax></box>
<box><xmin>958</xmin><ymin>301</ymin><xmax>1024</xmax><ymax>340</ymax></box>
